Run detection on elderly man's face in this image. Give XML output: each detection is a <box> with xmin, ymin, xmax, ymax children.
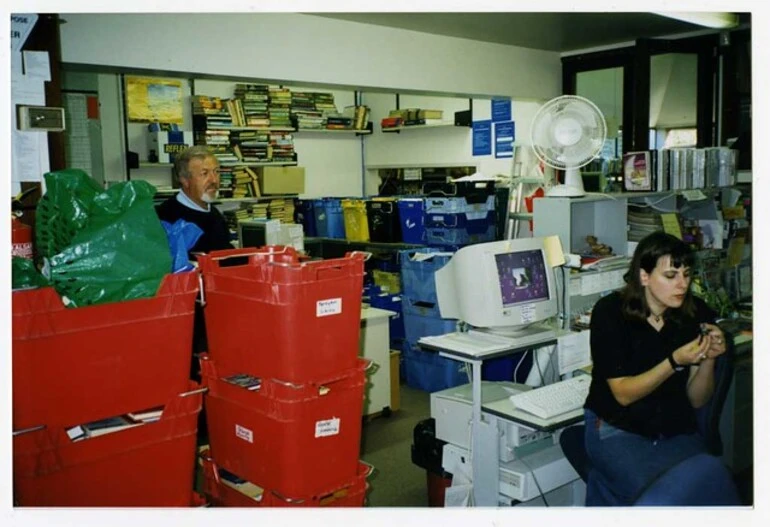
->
<box><xmin>182</xmin><ymin>156</ymin><xmax>220</xmax><ymax>207</ymax></box>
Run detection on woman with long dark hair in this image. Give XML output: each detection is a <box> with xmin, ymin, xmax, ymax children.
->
<box><xmin>583</xmin><ymin>231</ymin><xmax>737</xmax><ymax>504</ymax></box>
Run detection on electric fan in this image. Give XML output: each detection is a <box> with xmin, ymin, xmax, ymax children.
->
<box><xmin>530</xmin><ymin>95</ymin><xmax>607</xmax><ymax>197</ymax></box>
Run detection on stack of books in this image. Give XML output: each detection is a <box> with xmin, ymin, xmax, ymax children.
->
<box><xmin>627</xmin><ymin>205</ymin><xmax>663</xmax><ymax>242</ymax></box>
<box><xmin>234</xmin><ymin>84</ymin><xmax>270</xmax><ymax>128</ymax></box>
<box><xmin>268</xmin><ymin>87</ymin><xmax>293</xmax><ymax>128</ymax></box>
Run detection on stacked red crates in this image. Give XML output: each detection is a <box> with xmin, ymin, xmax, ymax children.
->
<box><xmin>11</xmin><ymin>272</ymin><xmax>204</xmax><ymax>506</ymax></box>
<box><xmin>197</xmin><ymin>246</ymin><xmax>370</xmax><ymax>506</ymax></box>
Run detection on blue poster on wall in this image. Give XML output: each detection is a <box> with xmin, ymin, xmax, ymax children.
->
<box><xmin>494</xmin><ymin>121</ymin><xmax>515</xmax><ymax>158</ymax></box>
<box><xmin>491</xmin><ymin>99</ymin><xmax>512</xmax><ymax>122</ymax></box>
<box><xmin>472</xmin><ymin>120</ymin><xmax>492</xmax><ymax>156</ymax></box>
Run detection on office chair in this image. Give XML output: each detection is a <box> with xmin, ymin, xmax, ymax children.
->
<box><xmin>559</xmin><ymin>339</ymin><xmax>741</xmax><ymax>506</ymax></box>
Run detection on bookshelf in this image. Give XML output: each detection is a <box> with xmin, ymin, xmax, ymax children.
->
<box><xmin>381</xmin><ymin>122</ymin><xmax>464</xmax><ymax>133</ymax></box>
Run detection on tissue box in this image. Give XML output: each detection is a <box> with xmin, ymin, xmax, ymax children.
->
<box><xmin>148</xmin><ymin>131</ymin><xmax>194</xmax><ymax>163</ymax></box>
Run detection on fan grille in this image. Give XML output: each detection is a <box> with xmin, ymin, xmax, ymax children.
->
<box><xmin>530</xmin><ymin>95</ymin><xmax>607</xmax><ymax>170</ymax></box>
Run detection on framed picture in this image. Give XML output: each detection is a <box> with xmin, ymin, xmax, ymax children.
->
<box><xmin>125</xmin><ymin>76</ymin><xmax>184</xmax><ymax>124</ymax></box>
<box><xmin>623</xmin><ymin>151</ymin><xmax>652</xmax><ymax>191</ymax></box>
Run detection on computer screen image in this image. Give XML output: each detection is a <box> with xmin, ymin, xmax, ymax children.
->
<box><xmin>495</xmin><ymin>250</ymin><xmax>550</xmax><ymax>306</ymax></box>
<box><xmin>435</xmin><ymin>239</ymin><xmax>558</xmax><ymax>335</ymax></box>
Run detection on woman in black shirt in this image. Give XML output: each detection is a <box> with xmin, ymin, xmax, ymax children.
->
<box><xmin>584</xmin><ymin>231</ymin><xmax>733</xmax><ymax>504</ymax></box>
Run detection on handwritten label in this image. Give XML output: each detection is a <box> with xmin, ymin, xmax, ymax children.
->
<box><xmin>315</xmin><ymin>417</ymin><xmax>341</xmax><ymax>438</ymax></box>
<box><xmin>316</xmin><ymin>298</ymin><xmax>342</xmax><ymax>317</ymax></box>
<box><xmin>235</xmin><ymin>424</ymin><xmax>253</xmax><ymax>443</ymax></box>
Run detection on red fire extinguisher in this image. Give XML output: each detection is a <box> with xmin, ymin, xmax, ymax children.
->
<box><xmin>12</xmin><ymin>189</ymin><xmax>35</xmax><ymax>259</ymax></box>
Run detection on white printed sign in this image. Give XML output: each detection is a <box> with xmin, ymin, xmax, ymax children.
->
<box><xmin>521</xmin><ymin>304</ymin><xmax>536</xmax><ymax>323</ymax></box>
<box><xmin>315</xmin><ymin>417</ymin><xmax>341</xmax><ymax>438</ymax></box>
<box><xmin>11</xmin><ymin>14</ymin><xmax>38</xmax><ymax>52</ymax></box>
<box><xmin>316</xmin><ymin>298</ymin><xmax>342</xmax><ymax>317</ymax></box>
<box><xmin>235</xmin><ymin>424</ymin><xmax>253</xmax><ymax>443</ymax></box>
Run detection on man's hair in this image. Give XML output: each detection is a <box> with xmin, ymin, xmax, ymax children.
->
<box><xmin>172</xmin><ymin>145</ymin><xmax>217</xmax><ymax>182</ymax></box>
<box><xmin>620</xmin><ymin>231</ymin><xmax>696</xmax><ymax>322</ymax></box>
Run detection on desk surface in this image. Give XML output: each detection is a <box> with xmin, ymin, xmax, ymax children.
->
<box><xmin>483</xmin><ymin>397</ymin><xmax>584</xmax><ymax>433</ymax></box>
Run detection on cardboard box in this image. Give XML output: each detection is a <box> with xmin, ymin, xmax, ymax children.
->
<box><xmin>147</xmin><ymin>131</ymin><xmax>193</xmax><ymax>163</ymax></box>
<box><xmin>255</xmin><ymin>166</ymin><xmax>305</xmax><ymax>195</ymax></box>
<box><xmin>390</xmin><ymin>350</ymin><xmax>401</xmax><ymax>412</ymax></box>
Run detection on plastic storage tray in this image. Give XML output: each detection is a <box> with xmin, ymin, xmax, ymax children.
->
<box><xmin>402</xmin><ymin>300</ymin><xmax>457</xmax><ymax>346</ymax></box>
<box><xmin>12</xmin><ymin>271</ymin><xmax>199</xmax><ymax>430</ymax></box>
<box><xmin>198</xmin><ymin>249</ymin><xmax>365</xmax><ymax>383</ymax></box>
<box><xmin>366</xmin><ymin>199</ymin><xmax>402</xmax><ymax>243</ymax></box>
<box><xmin>397</xmin><ymin>198</ymin><xmax>425</xmax><ymax>244</ymax></box>
<box><xmin>422</xmin><ymin>181</ymin><xmax>496</xmax><ymax>203</ymax></box>
<box><xmin>424</xmin><ymin>194</ymin><xmax>496</xmax><ymax>215</ymax></box>
<box><xmin>313</xmin><ymin>198</ymin><xmax>345</xmax><ymax>239</ymax></box>
<box><xmin>201</xmin><ymin>357</ymin><xmax>366</xmax><ymax>497</ymax></box>
<box><xmin>424</xmin><ymin>210</ymin><xmax>495</xmax><ymax>231</ymax></box>
<box><xmin>342</xmin><ymin>199</ymin><xmax>370</xmax><ymax>242</ymax></box>
<box><xmin>13</xmin><ymin>382</ymin><xmax>203</xmax><ymax>506</ymax></box>
<box><xmin>295</xmin><ymin>199</ymin><xmax>317</xmax><ymax>237</ymax></box>
<box><xmin>398</xmin><ymin>248</ymin><xmax>455</xmax><ymax>305</ymax></box>
<box><xmin>200</xmin><ymin>450</ymin><xmax>371</xmax><ymax>507</ymax></box>
<box><xmin>402</xmin><ymin>342</ymin><xmax>467</xmax><ymax>392</ymax></box>
<box><xmin>425</xmin><ymin>223</ymin><xmax>496</xmax><ymax>247</ymax></box>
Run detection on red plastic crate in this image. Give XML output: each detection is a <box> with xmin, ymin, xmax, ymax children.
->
<box><xmin>12</xmin><ymin>271</ymin><xmax>199</xmax><ymax>430</ymax></box>
<box><xmin>198</xmin><ymin>249</ymin><xmax>365</xmax><ymax>383</ymax></box>
<box><xmin>201</xmin><ymin>356</ymin><xmax>366</xmax><ymax>497</ymax></box>
<box><xmin>13</xmin><ymin>382</ymin><xmax>204</xmax><ymax>507</ymax></box>
<box><xmin>199</xmin><ymin>449</ymin><xmax>371</xmax><ymax>507</ymax></box>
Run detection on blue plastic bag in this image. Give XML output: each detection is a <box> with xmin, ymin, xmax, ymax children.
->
<box><xmin>161</xmin><ymin>219</ymin><xmax>203</xmax><ymax>273</ymax></box>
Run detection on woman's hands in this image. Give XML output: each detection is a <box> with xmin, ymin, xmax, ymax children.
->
<box><xmin>672</xmin><ymin>323</ymin><xmax>727</xmax><ymax>367</ymax></box>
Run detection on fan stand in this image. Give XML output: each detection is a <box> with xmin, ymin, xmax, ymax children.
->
<box><xmin>546</xmin><ymin>167</ymin><xmax>586</xmax><ymax>197</ymax></box>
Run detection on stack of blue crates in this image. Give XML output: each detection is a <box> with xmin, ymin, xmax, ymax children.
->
<box><xmin>398</xmin><ymin>247</ymin><xmax>467</xmax><ymax>392</ymax></box>
<box><xmin>423</xmin><ymin>194</ymin><xmax>497</xmax><ymax>248</ymax></box>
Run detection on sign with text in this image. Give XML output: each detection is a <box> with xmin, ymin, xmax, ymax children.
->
<box><xmin>472</xmin><ymin>120</ymin><xmax>492</xmax><ymax>156</ymax></box>
<box><xmin>491</xmin><ymin>99</ymin><xmax>512</xmax><ymax>122</ymax></box>
<box><xmin>11</xmin><ymin>14</ymin><xmax>38</xmax><ymax>52</ymax></box>
<box><xmin>494</xmin><ymin>121</ymin><xmax>515</xmax><ymax>158</ymax></box>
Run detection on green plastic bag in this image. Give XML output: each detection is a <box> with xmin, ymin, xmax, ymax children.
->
<box><xmin>11</xmin><ymin>256</ymin><xmax>49</xmax><ymax>290</ymax></box>
<box><xmin>38</xmin><ymin>169</ymin><xmax>173</xmax><ymax>307</ymax></box>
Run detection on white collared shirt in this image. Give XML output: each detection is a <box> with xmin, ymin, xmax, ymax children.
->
<box><xmin>176</xmin><ymin>189</ymin><xmax>210</xmax><ymax>212</ymax></box>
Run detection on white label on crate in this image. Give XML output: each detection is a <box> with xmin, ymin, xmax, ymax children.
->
<box><xmin>235</xmin><ymin>424</ymin><xmax>253</xmax><ymax>443</ymax></box>
<box><xmin>316</xmin><ymin>298</ymin><xmax>342</xmax><ymax>317</ymax></box>
<box><xmin>315</xmin><ymin>417</ymin><xmax>341</xmax><ymax>438</ymax></box>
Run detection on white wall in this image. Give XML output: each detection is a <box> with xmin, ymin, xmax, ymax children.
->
<box><xmin>59</xmin><ymin>13</ymin><xmax>560</xmax><ymax>197</ymax></box>
<box><xmin>59</xmin><ymin>13</ymin><xmax>561</xmax><ymax>100</ymax></box>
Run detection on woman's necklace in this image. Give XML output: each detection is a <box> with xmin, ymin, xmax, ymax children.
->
<box><xmin>651</xmin><ymin>312</ymin><xmax>662</xmax><ymax>323</ymax></box>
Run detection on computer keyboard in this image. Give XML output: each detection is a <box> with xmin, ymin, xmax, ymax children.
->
<box><xmin>419</xmin><ymin>327</ymin><xmax>557</xmax><ymax>356</ymax></box>
<box><xmin>509</xmin><ymin>375</ymin><xmax>590</xmax><ymax>420</ymax></box>
<box><xmin>421</xmin><ymin>331</ymin><xmax>516</xmax><ymax>354</ymax></box>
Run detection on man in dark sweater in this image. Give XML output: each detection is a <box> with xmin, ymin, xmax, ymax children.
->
<box><xmin>156</xmin><ymin>146</ymin><xmax>233</xmax><ymax>398</ymax></box>
<box><xmin>156</xmin><ymin>145</ymin><xmax>232</xmax><ymax>255</ymax></box>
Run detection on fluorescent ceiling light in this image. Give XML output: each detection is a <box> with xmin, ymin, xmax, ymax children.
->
<box><xmin>655</xmin><ymin>12</ymin><xmax>739</xmax><ymax>29</ymax></box>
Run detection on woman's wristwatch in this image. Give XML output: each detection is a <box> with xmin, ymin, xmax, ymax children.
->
<box><xmin>668</xmin><ymin>353</ymin><xmax>685</xmax><ymax>372</ymax></box>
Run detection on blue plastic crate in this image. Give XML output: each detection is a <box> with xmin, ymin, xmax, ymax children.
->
<box><xmin>313</xmin><ymin>198</ymin><xmax>345</xmax><ymax>239</ymax></box>
<box><xmin>397</xmin><ymin>198</ymin><xmax>425</xmax><ymax>244</ymax></box>
<box><xmin>424</xmin><ymin>210</ymin><xmax>495</xmax><ymax>232</ymax></box>
<box><xmin>425</xmin><ymin>223</ymin><xmax>496</xmax><ymax>247</ymax></box>
<box><xmin>398</xmin><ymin>248</ymin><xmax>455</xmax><ymax>304</ymax></box>
<box><xmin>402</xmin><ymin>341</ymin><xmax>468</xmax><ymax>392</ymax></box>
<box><xmin>294</xmin><ymin>199</ymin><xmax>317</xmax><ymax>237</ymax></box>
<box><xmin>424</xmin><ymin>194</ymin><xmax>496</xmax><ymax>215</ymax></box>
<box><xmin>368</xmin><ymin>290</ymin><xmax>405</xmax><ymax>344</ymax></box>
<box><xmin>402</xmin><ymin>305</ymin><xmax>457</xmax><ymax>346</ymax></box>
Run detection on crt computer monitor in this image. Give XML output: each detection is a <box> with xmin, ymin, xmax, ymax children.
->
<box><xmin>435</xmin><ymin>238</ymin><xmax>558</xmax><ymax>335</ymax></box>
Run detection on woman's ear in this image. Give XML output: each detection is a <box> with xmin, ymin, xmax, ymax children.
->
<box><xmin>639</xmin><ymin>268</ymin><xmax>650</xmax><ymax>287</ymax></box>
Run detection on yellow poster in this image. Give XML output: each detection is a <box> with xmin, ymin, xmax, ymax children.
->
<box><xmin>125</xmin><ymin>76</ymin><xmax>184</xmax><ymax>123</ymax></box>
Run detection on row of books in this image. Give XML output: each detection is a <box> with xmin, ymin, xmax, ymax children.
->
<box><xmin>222</xmin><ymin>198</ymin><xmax>296</xmax><ymax>230</ymax></box>
<box><xmin>622</xmin><ymin>147</ymin><xmax>737</xmax><ymax>192</ymax></box>
<box><xmin>382</xmin><ymin>108</ymin><xmax>444</xmax><ymax>129</ymax></box>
